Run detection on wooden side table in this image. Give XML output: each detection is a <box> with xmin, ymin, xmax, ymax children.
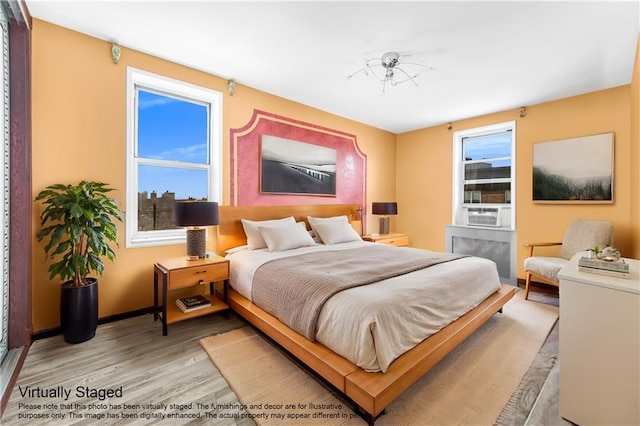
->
<box><xmin>362</xmin><ymin>233</ymin><xmax>409</xmax><ymax>247</ymax></box>
<box><xmin>153</xmin><ymin>256</ymin><xmax>230</xmax><ymax>336</ymax></box>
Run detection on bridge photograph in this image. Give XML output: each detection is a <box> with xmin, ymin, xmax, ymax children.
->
<box><xmin>261</xmin><ymin>135</ymin><xmax>336</xmax><ymax>195</ymax></box>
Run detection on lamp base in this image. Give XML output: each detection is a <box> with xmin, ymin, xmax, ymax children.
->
<box><xmin>379</xmin><ymin>216</ymin><xmax>390</xmax><ymax>235</ymax></box>
<box><xmin>185</xmin><ymin>228</ymin><xmax>206</xmax><ymax>259</ymax></box>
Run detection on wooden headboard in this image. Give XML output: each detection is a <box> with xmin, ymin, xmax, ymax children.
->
<box><xmin>218</xmin><ymin>204</ymin><xmax>361</xmax><ymax>253</ymax></box>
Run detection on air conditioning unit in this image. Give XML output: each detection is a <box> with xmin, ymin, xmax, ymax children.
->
<box><xmin>465</xmin><ymin>207</ymin><xmax>501</xmax><ymax>227</ymax></box>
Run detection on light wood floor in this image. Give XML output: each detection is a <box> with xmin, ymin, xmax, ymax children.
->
<box><xmin>3</xmin><ymin>285</ymin><xmax>568</xmax><ymax>425</ymax></box>
<box><xmin>3</xmin><ymin>313</ymin><xmax>255</xmax><ymax>425</ymax></box>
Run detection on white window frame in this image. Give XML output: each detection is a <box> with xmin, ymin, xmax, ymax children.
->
<box><xmin>126</xmin><ymin>68</ymin><xmax>222</xmax><ymax>248</ymax></box>
<box><xmin>452</xmin><ymin>121</ymin><xmax>516</xmax><ymax>229</ymax></box>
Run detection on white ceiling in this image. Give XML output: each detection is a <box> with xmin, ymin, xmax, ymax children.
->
<box><xmin>26</xmin><ymin>1</ymin><xmax>640</xmax><ymax>134</ymax></box>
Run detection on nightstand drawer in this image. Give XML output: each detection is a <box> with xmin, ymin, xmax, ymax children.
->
<box><xmin>376</xmin><ymin>235</ymin><xmax>409</xmax><ymax>247</ymax></box>
<box><xmin>168</xmin><ymin>261</ymin><xmax>229</xmax><ymax>289</ymax></box>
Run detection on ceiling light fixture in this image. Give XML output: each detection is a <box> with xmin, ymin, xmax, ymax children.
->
<box><xmin>348</xmin><ymin>51</ymin><xmax>431</xmax><ymax>93</ymax></box>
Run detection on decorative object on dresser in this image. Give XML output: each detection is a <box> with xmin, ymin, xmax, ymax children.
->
<box><xmin>578</xmin><ymin>246</ymin><xmax>629</xmax><ymax>278</ymax></box>
<box><xmin>174</xmin><ymin>201</ymin><xmax>219</xmax><ymax>260</ymax></box>
<box><xmin>154</xmin><ymin>256</ymin><xmax>229</xmax><ymax>335</ymax></box>
<box><xmin>371</xmin><ymin>201</ymin><xmax>397</xmax><ymax>235</ymax></box>
<box><xmin>35</xmin><ymin>181</ymin><xmax>122</xmax><ymax>344</ymax></box>
<box><xmin>523</xmin><ymin>219</ymin><xmax>613</xmax><ymax>300</ymax></box>
<box><xmin>362</xmin><ymin>232</ymin><xmax>409</xmax><ymax>247</ymax></box>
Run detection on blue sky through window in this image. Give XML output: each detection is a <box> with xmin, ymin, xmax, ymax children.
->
<box><xmin>137</xmin><ymin>90</ymin><xmax>209</xmax><ymax>200</ymax></box>
<box><xmin>138</xmin><ymin>165</ymin><xmax>208</xmax><ymax>200</ymax></box>
<box><xmin>462</xmin><ymin>131</ymin><xmax>511</xmax><ymax>161</ymax></box>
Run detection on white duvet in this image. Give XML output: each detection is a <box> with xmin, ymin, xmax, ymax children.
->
<box><xmin>227</xmin><ymin>241</ymin><xmax>501</xmax><ymax>372</ymax></box>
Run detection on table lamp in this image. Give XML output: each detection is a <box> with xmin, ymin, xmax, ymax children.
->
<box><xmin>174</xmin><ymin>201</ymin><xmax>219</xmax><ymax>260</ymax></box>
<box><xmin>372</xmin><ymin>202</ymin><xmax>397</xmax><ymax>235</ymax></box>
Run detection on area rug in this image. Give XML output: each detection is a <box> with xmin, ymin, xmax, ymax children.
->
<box><xmin>494</xmin><ymin>351</ymin><xmax>557</xmax><ymax>425</ymax></box>
<box><xmin>200</xmin><ymin>290</ymin><xmax>558</xmax><ymax>425</ymax></box>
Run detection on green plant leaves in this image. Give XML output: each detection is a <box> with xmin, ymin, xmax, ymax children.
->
<box><xmin>35</xmin><ymin>181</ymin><xmax>122</xmax><ymax>287</ymax></box>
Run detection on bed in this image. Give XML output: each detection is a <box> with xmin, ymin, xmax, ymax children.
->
<box><xmin>218</xmin><ymin>204</ymin><xmax>515</xmax><ymax>424</ymax></box>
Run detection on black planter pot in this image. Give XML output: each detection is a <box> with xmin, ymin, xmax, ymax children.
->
<box><xmin>60</xmin><ymin>277</ymin><xmax>98</xmax><ymax>344</ymax></box>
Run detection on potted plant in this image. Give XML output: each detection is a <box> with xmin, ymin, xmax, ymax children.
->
<box><xmin>35</xmin><ymin>181</ymin><xmax>122</xmax><ymax>343</ymax></box>
<box><xmin>587</xmin><ymin>245</ymin><xmax>602</xmax><ymax>259</ymax></box>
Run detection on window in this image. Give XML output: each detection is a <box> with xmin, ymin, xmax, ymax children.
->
<box><xmin>452</xmin><ymin>121</ymin><xmax>515</xmax><ymax>229</ymax></box>
<box><xmin>126</xmin><ymin>68</ymin><xmax>222</xmax><ymax>247</ymax></box>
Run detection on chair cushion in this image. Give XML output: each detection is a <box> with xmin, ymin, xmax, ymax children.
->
<box><xmin>558</xmin><ymin>220</ymin><xmax>613</xmax><ymax>260</ymax></box>
<box><xmin>523</xmin><ymin>256</ymin><xmax>569</xmax><ymax>282</ymax></box>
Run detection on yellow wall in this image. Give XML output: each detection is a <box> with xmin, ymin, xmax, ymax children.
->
<box><xmin>631</xmin><ymin>35</ymin><xmax>640</xmax><ymax>259</ymax></box>
<box><xmin>31</xmin><ymin>20</ymin><xmax>396</xmax><ymax>332</ymax></box>
<box><xmin>397</xmin><ymin>85</ymin><xmax>636</xmax><ymax>279</ymax></box>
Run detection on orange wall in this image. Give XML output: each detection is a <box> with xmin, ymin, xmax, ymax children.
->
<box><xmin>397</xmin><ymin>86</ymin><xmax>636</xmax><ymax>279</ymax></box>
<box><xmin>30</xmin><ymin>20</ymin><xmax>396</xmax><ymax>332</ymax></box>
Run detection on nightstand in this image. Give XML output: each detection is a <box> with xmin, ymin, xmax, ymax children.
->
<box><xmin>153</xmin><ymin>256</ymin><xmax>230</xmax><ymax>336</ymax></box>
<box><xmin>362</xmin><ymin>233</ymin><xmax>409</xmax><ymax>247</ymax></box>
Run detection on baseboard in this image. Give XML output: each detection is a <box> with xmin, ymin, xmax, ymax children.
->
<box><xmin>32</xmin><ymin>306</ymin><xmax>154</xmax><ymax>341</ymax></box>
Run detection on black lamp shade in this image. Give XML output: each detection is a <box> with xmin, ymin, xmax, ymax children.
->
<box><xmin>174</xmin><ymin>201</ymin><xmax>219</xmax><ymax>227</ymax></box>
<box><xmin>372</xmin><ymin>202</ymin><xmax>398</xmax><ymax>216</ymax></box>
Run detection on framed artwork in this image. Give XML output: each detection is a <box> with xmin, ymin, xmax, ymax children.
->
<box><xmin>533</xmin><ymin>132</ymin><xmax>613</xmax><ymax>203</ymax></box>
<box><xmin>260</xmin><ymin>135</ymin><xmax>337</xmax><ymax>196</ymax></box>
<box><xmin>229</xmin><ymin>110</ymin><xmax>366</xmax><ymax>208</ymax></box>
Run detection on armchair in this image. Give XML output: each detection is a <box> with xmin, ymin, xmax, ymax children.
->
<box><xmin>523</xmin><ymin>220</ymin><xmax>613</xmax><ymax>300</ymax></box>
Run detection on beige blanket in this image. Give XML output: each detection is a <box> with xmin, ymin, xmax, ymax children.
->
<box><xmin>251</xmin><ymin>244</ymin><xmax>465</xmax><ymax>340</ymax></box>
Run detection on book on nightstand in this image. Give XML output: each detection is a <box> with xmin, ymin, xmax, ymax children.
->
<box><xmin>578</xmin><ymin>257</ymin><xmax>630</xmax><ymax>279</ymax></box>
<box><xmin>175</xmin><ymin>295</ymin><xmax>211</xmax><ymax>312</ymax></box>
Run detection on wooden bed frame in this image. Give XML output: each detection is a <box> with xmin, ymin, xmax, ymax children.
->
<box><xmin>218</xmin><ymin>204</ymin><xmax>516</xmax><ymax>424</ymax></box>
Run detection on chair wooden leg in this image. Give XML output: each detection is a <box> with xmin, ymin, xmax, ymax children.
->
<box><xmin>525</xmin><ymin>272</ymin><xmax>532</xmax><ymax>300</ymax></box>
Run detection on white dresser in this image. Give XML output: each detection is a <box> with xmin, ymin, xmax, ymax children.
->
<box><xmin>558</xmin><ymin>253</ymin><xmax>639</xmax><ymax>425</ymax></box>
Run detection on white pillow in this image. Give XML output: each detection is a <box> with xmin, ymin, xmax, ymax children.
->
<box><xmin>258</xmin><ymin>221</ymin><xmax>316</xmax><ymax>252</ymax></box>
<box><xmin>312</xmin><ymin>220</ymin><xmax>362</xmax><ymax>245</ymax></box>
<box><xmin>241</xmin><ymin>216</ymin><xmax>295</xmax><ymax>249</ymax></box>
<box><xmin>307</xmin><ymin>215</ymin><xmax>350</xmax><ymax>243</ymax></box>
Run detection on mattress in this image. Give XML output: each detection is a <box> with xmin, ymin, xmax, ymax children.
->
<box><xmin>227</xmin><ymin>241</ymin><xmax>501</xmax><ymax>372</ymax></box>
